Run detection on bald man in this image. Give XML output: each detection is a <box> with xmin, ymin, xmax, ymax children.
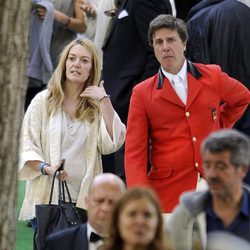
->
<box><xmin>45</xmin><ymin>173</ymin><xmax>126</xmax><ymax>250</ymax></box>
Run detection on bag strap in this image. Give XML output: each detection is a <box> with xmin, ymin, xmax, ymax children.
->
<box><xmin>63</xmin><ymin>181</ymin><xmax>73</xmax><ymax>203</ymax></box>
<box><xmin>49</xmin><ymin>169</ymin><xmax>58</xmax><ymax>204</ymax></box>
<box><xmin>62</xmin><ymin>180</ymin><xmax>66</xmax><ymax>201</ymax></box>
<box><xmin>48</xmin><ymin>169</ymin><xmax>64</xmax><ymax>205</ymax></box>
<box><xmin>48</xmin><ymin>167</ymin><xmax>74</xmax><ymax>205</ymax></box>
<box><xmin>58</xmin><ymin>171</ymin><xmax>63</xmax><ymax>206</ymax></box>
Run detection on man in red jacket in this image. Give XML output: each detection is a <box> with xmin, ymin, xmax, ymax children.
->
<box><xmin>125</xmin><ymin>14</ymin><xmax>250</xmax><ymax>212</ymax></box>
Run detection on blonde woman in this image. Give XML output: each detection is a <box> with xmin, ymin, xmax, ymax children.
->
<box><xmin>19</xmin><ymin>39</ymin><xmax>126</xmax><ymax>229</ymax></box>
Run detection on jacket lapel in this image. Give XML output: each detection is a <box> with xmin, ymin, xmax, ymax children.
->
<box><xmin>186</xmin><ymin>73</ymin><xmax>203</xmax><ymax>109</ymax></box>
<box><xmin>158</xmin><ymin>61</ymin><xmax>204</xmax><ymax>108</ymax></box>
<box><xmin>160</xmin><ymin>77</ymin><xmax>185</xmax><ymax>107</ymax></box>
<box><xmin>75</xmin><ymin>224</ymin><xmax>88</xmax><ymax>250</ymax></box>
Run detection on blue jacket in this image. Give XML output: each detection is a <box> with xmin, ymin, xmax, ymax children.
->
<box><xmin>45</xmin><ymin>223</ymin><xmax>88</xmax><ymax>250</ymax></box>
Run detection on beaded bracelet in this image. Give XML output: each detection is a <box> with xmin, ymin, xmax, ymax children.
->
<box><xmin>39</xmin><ymin>162</ymin><xmax>50</xmax><ymax>175</ymax></box>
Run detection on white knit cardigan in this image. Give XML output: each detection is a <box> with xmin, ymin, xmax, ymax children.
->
<box><xmin>18</xmin><ymin>90</ymin><xmax>126</xmax><ymax>220</ymax></box>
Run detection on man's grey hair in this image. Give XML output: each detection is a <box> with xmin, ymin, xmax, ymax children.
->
<box><xmin>201</xmin><ymin>129</ymin><xmax>250</xmax><ymax>167</ymax></box>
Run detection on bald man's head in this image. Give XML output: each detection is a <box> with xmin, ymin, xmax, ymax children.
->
<box><xmin>88</xmin><ymin>173</ymin><xmax>126</xmax><ymax>195</ymax></box>
<box><xmin>86</xmin><ymin>174</ymin><xmax>126</xmax><ymax>235</ymax></box>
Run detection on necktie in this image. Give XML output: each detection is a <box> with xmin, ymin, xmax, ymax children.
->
<box><xmin>90</xmin><ymin>232</ymin><xmax>103</xmax><ymax>242</ymax></box>
<box><xmin>171</xmin><ymin>76</ymin><xmax>187</xmax><ymax>104</ymax></box>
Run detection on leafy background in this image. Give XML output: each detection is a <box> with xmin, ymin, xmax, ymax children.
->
<box><xmin>16</xmin><ymin>181</ymin><xmax>33</xmax><ymax>250</ymax></box>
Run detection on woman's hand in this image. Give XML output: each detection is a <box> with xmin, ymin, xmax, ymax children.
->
<box><xmin>80</xmin><ymin>81</ymin><xmax>108</xmax><ymax>102</ymax></box>
<box><xmin>81</xmin><ymin>81</ymin><xmax>114</xmax><ymax>140</ymax></box>
<box><xmin>45</xmin><ymin>161</ymin><xmax>69</xmax><ymax>181</ymax></box>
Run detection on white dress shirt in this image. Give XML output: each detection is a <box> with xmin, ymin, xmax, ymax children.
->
<box><xmin>161</xmin><ymin>60</ymin><xmax>188</xmax><ymax>104</ymax></box>
<box><xmin>87</xmin><ymin>223</ymin><xmax>104</xmax><ymax>250</ymax></box>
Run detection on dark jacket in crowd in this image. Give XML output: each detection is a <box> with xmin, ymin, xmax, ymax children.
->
<box><xmin>186</xmin><ymin>0</ymin><xmax>250</xmax><ymax>183</ymax></box>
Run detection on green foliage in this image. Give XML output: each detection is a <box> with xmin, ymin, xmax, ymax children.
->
<box><xmin>16</xmin><ymin>181</ymin><xmax>33</xmax><ymax>250</ymax></box>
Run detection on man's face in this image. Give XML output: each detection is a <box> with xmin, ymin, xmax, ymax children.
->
<box><xmin>152</xmin><ymin>28</ymin><xmax>186</xmax><ymax>74</ymax></box>
<box><xmin>86</xmin><ymin>181</ymin><xmax>123</xmax><ymax>234</ymax></box>
<box><xmin>203</xmin><ymin>150</ymin><xmax>246</xmax><ymax>200</ymax></box>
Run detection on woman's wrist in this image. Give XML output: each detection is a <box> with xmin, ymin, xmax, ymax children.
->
<box><xmin>99</xmin><ymin>94</ymin><xmax>111</xmax><ymax>102</ymax></box>
<box><xmin>54</xmin><ymin>10</ymin><xmax>71</xmax><ymax>28</ymax></box>
<box><xmin>39</xmin><ymin>162</ymin><xmax>51</xmax><ymax>175</ymax></box>
<box><xmin>64</xmin><ymin>16</ymin><xmax>71</xmax><ymax>27</ymax></box>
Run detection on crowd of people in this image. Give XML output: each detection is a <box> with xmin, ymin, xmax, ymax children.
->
<box><xmin>18</xmin><ymin>0</ymin><xmax>250</xmax><ymax>249</ymax></box>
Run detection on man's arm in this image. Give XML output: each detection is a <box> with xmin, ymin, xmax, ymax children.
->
<box><xmin>125</xmin><ymin>86</ymin><xmax>149</xmax><ymax>186</ymax></box>
<box><xmin>217</xmin><ymin>69</ymin><xmax>250</xmax><ymax>128</ymax></box>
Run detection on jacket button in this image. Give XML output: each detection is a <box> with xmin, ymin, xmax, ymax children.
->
<box><xmin>185</xmin><ymin>111</ymin><xmax>190</xmax><ymax>117</ymax></box>
<box><xmin>192</xmin><ymin>137</ymin><xmax>197</xmax><ymax>142</ymax></box>
<box><xmin>195</xmin><ymin>162</ymin><xmax>199</xmax><ymax>168</ymax></box>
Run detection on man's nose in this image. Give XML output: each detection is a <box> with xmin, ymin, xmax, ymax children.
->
<box><xmin>162</xmin><ymin>40</ymin><xmax>170</xmax><ymax>50</ymax></box>
<box><xmin>206</xmin><ymin>167</ymin><xmax>217</xmax><ymax>178</ymax></box>
<box><xmin>101</xmin><ymin>201</ymin><xmax>112</xmax><ymax>212</ymax></box>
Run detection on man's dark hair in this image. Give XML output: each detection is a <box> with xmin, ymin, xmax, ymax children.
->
<box><xmin>201</xmin><ymin>129</ymin><xmax>250</xmax><ymax>168</ymax></box>
<box><xmin>148</xmin><ymin>14</ymin><xmax>188</xmax><ymax>46</ymax></box>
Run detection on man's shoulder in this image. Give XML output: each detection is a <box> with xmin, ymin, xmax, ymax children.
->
<box><xmin>193</xmin><ymin>63</ymin><xmax>222</xmax><ymax>77</ymax></box>
<box><xmin>47</xmin><ymin>223</ymin><xmax>87</xmax><ymax>241</ymax></box>
<box><xmin>178</xmin><ymin>190</ymin><xmax>210</xmax><ymax>214</ymax></box>
<box><xmin>45</xmin><ymin>224</ymin><xmax>88</xmax><ymax>250</ymax></box>
<box><xmin>133</xmin><ymin>74</ymin><xmax>158</xmax><ymax>91</ymax></box>
<box><xmin>194</xmin><ymin>62</ymin><xmax>221</xmax><ymax>71</ymax></box>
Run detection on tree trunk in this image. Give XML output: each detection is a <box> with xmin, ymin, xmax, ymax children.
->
<box><xmin>0</xmin><ymin>0</ymin><xmax>30</xmax><ymax>249</ymax></box>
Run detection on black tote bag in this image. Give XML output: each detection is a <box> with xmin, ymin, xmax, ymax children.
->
<box><xmin>34</xmin><ymin>168</ymin><xmax>82</xmax><ymax>250</ymax></box>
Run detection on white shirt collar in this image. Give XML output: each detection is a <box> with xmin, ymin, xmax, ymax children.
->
<box><xmin>87</xmin><ymin>222</ymin><xmax>99</xmax><ymax>240</ymax></box>
<box><xmin>87</xmin><ymin>223</ymin><xmax>104</xmax><ymax>250</ymax></box>
<box><xmin>161</xmin><ymin>60</ymin><xmax>187</xmax><ymax>83</ymax></box>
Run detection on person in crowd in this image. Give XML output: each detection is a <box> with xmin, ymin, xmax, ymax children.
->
<box><xmin>167</xmin><ymin>129</ymin><xmax>250</xmax><ymax>249</ymax></box>
<box><xmin>45</xmin><ymin>173</ymin><xmax>126</xmax><ymax>250</ymax></box>
<box><xmin>125</xmin><ymin>14</ymin><xmax>250</xmax><ymax>213</ymax></box>
<box><xmin>186</xmin><ymin>0</ymin><xmax>250</xmax><ymax>183</ymax></box>
<box><xmin>77</xmin><ymin>0</ymin><xmax>99</xmax><ymax>41</ymax></box>
<box><xmin>101</xmin><ymin>0</ymin><xmax>173</xmax><ymax>181</ymax></box>
<box><xmin>206</xmin><ymin>231</ymin><xmax>250</xmax><ymax>250</ymax></box>
<box><xmin>102</xmin><ymin>187</ymin><xmax>173</xmax><ymax>250</ymax></box>
<box><xmin>18</xmin><ymin>39</ymin><xmax>126</xmax><ymax>228</ymax></box>
<box><xmin>78</xmin><ymin>0</ymin><xmax>116</xmax><ymax>68</ymax></box>
<box><xmin>174</xmin><ymin>0</ymin><xmax>200</xmax><ymax>20</ymax></box>
<box><xmin>25</xmin><ymin>0</ymin><xmax>86</xmax><ymax>110</ymax></box>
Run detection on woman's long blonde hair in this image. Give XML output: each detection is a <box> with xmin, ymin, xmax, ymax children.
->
<box><xmin>46</xmin><ymin>39</ymin><xmax>101</xmax><ymax>123</ymax></box>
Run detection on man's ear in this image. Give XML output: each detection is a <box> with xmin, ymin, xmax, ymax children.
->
<box><xmin>240</xmin><ymin>165</ymin><xmax>249</xmax><ymax>179</ymax></box>
<box><xmin>85</xmin><ymin>196</ymin><xmax>89</xmax><ymax>208</ymax></box>
<box><xmin>183</xmin><ymin>41</ymin><xmax>187</xmax><ymax>52</ymax></box>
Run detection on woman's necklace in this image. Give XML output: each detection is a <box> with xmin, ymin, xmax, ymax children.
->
<box><xmin>63</xmin><ymin>99</ymin><xmax>77</xmax><ymax>129</ymax></box>
<box><xmin>67</xmin><ymin>119</ymin><xmax>74</xmax><ymax>129</ymax></box>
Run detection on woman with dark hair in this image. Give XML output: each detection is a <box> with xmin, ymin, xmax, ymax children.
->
<box><xmin>103</xmin><ymin>187</ymin><xmax>172</xmax><ymax>250</ymax></box>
